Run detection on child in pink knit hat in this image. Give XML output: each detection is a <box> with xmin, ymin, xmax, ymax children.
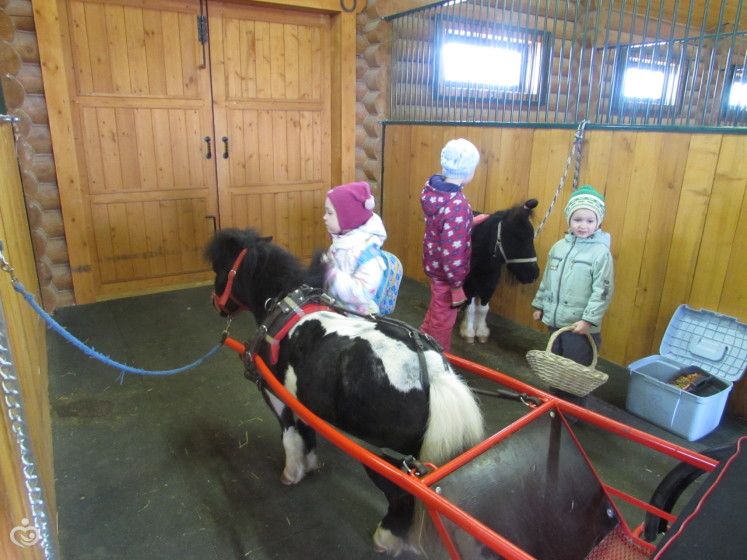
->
<box><xmin>323</xmin><ymin>182</ymin><xmax>388</xmax><ymax>314</ymax></box>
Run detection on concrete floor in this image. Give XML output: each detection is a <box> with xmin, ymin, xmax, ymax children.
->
<box><xmin>47</xmin><ymin>278</ymin><xmax>747</xmax><ymax>560</ymax></box>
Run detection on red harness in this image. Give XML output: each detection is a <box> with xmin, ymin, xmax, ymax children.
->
<box><xmin>212</xmin><ymin>248</ymin><xmax>250</xmax><ymax>314</ymax></box>
<box><xmin>215</xmin><ymin>253</ymin><xmax>334</xmax><ymax>366</ymax></box>
<box><xmin>261</xmin><ymin>301</ymin><xmax>332</xmax><ymax>364</ymax></box>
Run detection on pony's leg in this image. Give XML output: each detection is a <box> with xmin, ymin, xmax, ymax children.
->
<box><xmin>280</xmin><ymin>422</ymin><xmax>321</xmax><ymax>485</ymax></box>
<box><xmin>280</xmin><ymin>425</ymin><xmax>307</xmax><ymax>485</ymax></box>
<box><xmin>296</xmin><ymin>420</ymin><xmax>321</xmax><ymax>474</ymax></box>
<box><xmin>365</xmin><ymin>468</ymin><xmax>419</xmax><ymax>556</ymax></box>
<box><xmin>475</xmin><ymin>300</ymin><xmax>491</xmax><ymax>343</ymax></box>
<box><xmin>458</xmin><ymin>298</ymin><xmax>477</xmax><ymax>343</ymax></box>
<box><xmin>264</xmin><ymin>390</ymin><xmax>310</xmax><ymax>485</ymax></box>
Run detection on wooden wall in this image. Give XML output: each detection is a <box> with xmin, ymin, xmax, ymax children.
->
<box><xmin>0</xmin><ymin>123</ymin><xmax>54</xmax><ymax>559</ymax></box>
<box><xmin>382</xmin><ymin>124</ymin><xmax>747</xmax><ymax>370</ymax></box>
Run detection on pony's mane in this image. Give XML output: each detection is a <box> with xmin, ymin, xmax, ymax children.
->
<box><xmin>204</xmin><ymin>228</ymin><xmax>326</xmax><ymax>310</ymax></box>
<box><xmin>473</xmin><ymin>199</ymin><xmax>536</xmax><ymax>234</ymax></box>
<box><xmin>502</xmin><ymin>202</ymin><xmax>535</xmax><ymax>235</ymax></box>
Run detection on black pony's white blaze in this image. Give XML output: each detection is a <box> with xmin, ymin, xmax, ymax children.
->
<box><xmin>460</xmin><ymin>199</ymin><xmax>540</xmax><ymax>344</ymax></box>
<box><xmin>204</xmin><ymin>228</ymin><xmax>484</xmax><ymax>557</ymax></box>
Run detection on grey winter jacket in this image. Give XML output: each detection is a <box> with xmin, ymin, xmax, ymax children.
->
<box><xmin>531</xmin><ymin>230</ymin><xmax>614</xmax><ymax>333</ymax></box>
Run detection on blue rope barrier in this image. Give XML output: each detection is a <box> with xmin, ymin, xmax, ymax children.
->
<box><xmin>11</xmin><ymin>279</ymin><xmax>222</xmax><ymax>377</ymax></box>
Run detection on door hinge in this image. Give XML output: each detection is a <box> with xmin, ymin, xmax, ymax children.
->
<box><xmin>197</xmin><ymin>15</ymin><xmax>208</xmax><ymax>44</ymax></box>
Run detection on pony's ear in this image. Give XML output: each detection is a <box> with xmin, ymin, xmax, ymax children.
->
<box><xmin>524</xmin><ymin>199</ymin><xmax>539</xmax><ymax>210</ymax></box>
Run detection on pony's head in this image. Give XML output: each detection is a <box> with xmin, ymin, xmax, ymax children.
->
<box><xmin>495</xmin><ymin>199</ymin><xmax>540</xmax><ymax>284</ymax></box>
<box><xmin>204</xmin><ymin>228</ymin><xmax>306</xmax><ymax>321</ymax></box>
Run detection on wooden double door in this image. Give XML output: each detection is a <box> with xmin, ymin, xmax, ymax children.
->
<box><xmin>44</xmin><ymin>0</ymin><xmax>345</xmax><ymax>301</ymax></box>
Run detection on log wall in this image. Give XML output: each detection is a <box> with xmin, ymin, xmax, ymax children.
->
<box><xmin>0</xmin><ymin>0</ymin><xmax>72</xmax><ymax>311</ymax></box>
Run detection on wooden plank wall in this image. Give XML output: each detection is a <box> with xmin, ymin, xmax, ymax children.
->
<box><xmin>0</xmin><ymin>123</ymin><xmax>54</xmax><ymax>559</ymax></box>
<box><xmin>382</xmin><ymin>124</ymin><xmax>747</xmax><ymax>370</ymax></box>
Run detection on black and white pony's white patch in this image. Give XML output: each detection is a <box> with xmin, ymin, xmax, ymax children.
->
<box><xmin>460</xmin><ymin>199</ymin><xmax>540</xmax><ymax>343</ymax></box>
<box><xmin>205</xmin><ymin>228</ymin><xmax>484</xmax><ymax>556</ymax></box>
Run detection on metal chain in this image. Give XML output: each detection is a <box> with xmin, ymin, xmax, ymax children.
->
<box><xmin>1</xmin><ymin>303</ymin><xmax>57</xmax><ymax>559</ymax></box>
<box><xmin>1</xmin><ymin>122</ymin><xmax>56</xmax><ymax>558</ymax></box>
<box><xmin>533</xmin><ymin>120</ymin><xmax>590</xmax><ymax>238</ymax></box>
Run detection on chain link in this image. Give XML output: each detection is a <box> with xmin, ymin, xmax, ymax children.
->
<box><xmin>533</xmin><ymin>120</ymin><xmax>590</xmax><ymax>238</ymax></box>
<box><xmin>1</xmin><ymin>309</ymin><xmax>57</xmax><ymax>559</ymax></box>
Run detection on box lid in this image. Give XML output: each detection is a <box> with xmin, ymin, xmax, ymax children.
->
<box><xmin>660</xmin><ymin>305</ymin><xmax>747</xmax><ymax>383</ymax></box>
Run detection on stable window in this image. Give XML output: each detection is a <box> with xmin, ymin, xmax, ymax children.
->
<box><xmin>613</xmin><ymin>43</ymin><xmax>687</xmax><ymax>116</ymax></box>
<box><xmin>436</xmin><ymin>19</ymin><xmax>549</xmax><ymax>105</ymax></box>
<box><xmin>721</xmin><ymin>64</ymin><xmax>747</xmax><ymax>123</ymax></box>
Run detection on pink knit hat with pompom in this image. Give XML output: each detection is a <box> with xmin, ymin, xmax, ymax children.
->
<box><xmin>326</xmin><ymin>182</ymin><xmax>375</xmax><ymax>232</ymax></box>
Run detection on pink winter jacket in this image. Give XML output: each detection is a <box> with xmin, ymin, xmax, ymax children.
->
<box><xmin>420</xmin><ymin>175</ymin><xmax>473</xmax><ymax>288</ymax></box>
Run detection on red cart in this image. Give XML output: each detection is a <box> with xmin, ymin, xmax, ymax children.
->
<box><xmin>223</xmin><ymin>336</ymin><xmax>744</xmax><ymax>560</ymax></box>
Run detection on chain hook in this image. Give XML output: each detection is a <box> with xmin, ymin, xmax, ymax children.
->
<box><xmin>0</xmin><ymin>242</ymin><xmax>20</xmax><ymax>285</ymax></box>
<box><xmin>533</xmin><ymin>120</ymin><xmax>592</xmax><ymax>238</ymax></box>
<box><xmin>220</xmin><ymin>316</ymin><xmax>233</xmax><ymax>343</ymax></box>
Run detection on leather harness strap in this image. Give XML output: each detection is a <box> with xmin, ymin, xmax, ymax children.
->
<box><xmin>242</xmin><ymin>285</ymin><xmax>435</xmax><ymax>396</ymax></box>
<box><xmin>493</xmin><ymin>221</ymin><xmax>539</xmax><ymax>264</ymax></box>
<box><xmin>213</xmin><ymin>248</ymin><xmax>250</xmax><ymax>313</ymax></box>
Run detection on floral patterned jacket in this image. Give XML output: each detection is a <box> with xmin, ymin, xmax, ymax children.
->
<box><xmin>420</xmin><ymin>175</ymin><xmax>473</xmax><ymax>288</ymax></box>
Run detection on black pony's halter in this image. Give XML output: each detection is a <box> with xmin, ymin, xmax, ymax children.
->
<box><xmin>492</xmin><ymin>221</ymin><xmax>538</xmax><ymax>265</ymax></box>
<box><xmin>212</xmin><ymin>248</ymin><xmax>251</xmax><ymax>314</ymax></box>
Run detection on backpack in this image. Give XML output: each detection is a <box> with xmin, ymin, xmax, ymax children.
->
<box><xmin>356</xmin><ymin>244</ymin><xmax>403</xmax><ymax>315</ymax></box>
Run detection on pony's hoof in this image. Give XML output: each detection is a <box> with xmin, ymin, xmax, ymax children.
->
<box><xmin>373</xmin><ymin>524</ymin><xmax>405</xmax><ymax>556</ymax></box>
<box><xmin>305</xmin><ymin>451</ymin><xmax>321</xmax><ymax>472</ymax></box>
<box><xmin>280</xmin><ymin>467</ymin><xmax>306</xmax><ymax>485</ymax></box>
<box><xmin>477</xmin><ymin>336</ymin><xmax>488</xmax><ymax>343</ymax></box>
<box><xmin>464</xmin><ymin>336</ymin><xmax>475</xmax><ymax>344</ymax></box>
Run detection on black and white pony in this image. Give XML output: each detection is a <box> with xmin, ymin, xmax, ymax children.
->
<box><xmin>459</xmin><ymin>199</ymin><xmax>540</xmax><ymax>343</ymax></box>
<box><xmin>205</xmin><ymin>229</ymin><xmax>484</xmax><ymax>556</ymax></box>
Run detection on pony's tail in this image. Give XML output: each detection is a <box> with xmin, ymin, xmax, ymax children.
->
<box><xmin>419</xmin><ymin>365</ymin><xmax>484</xmax><ymax>465</ymax></box>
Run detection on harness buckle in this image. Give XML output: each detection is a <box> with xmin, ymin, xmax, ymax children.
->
<box><xmin>402</xmin><ymin>455</ymin><xmax>430</xmax><ymax>477</ymax></box>
<box><xmin>380</xmin><ymin>448</ymin><xmax>430</xmax><ymax>477</ymax></box>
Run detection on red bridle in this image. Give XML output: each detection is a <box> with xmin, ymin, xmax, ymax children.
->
<box><xmin>212</xmin><ymin>248</ymin><xmax>250</xmax><ymax>314</ymax></box>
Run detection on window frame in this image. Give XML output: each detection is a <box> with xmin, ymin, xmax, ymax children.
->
<box><xmin>720</xmin><ymin>63</ymin><xmax>747</xmax><ymax>124</ymax></box>
<box><xmin>433</xmin><ymin>15</ymin><xmax>551</xmax><ymax>107</ymax></box>
<box><xmin>611</xmin><ymin>42</ymin><xmax>688</xmax><ymax>118</ymax></box>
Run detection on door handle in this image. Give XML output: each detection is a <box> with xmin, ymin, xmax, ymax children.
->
<box><xmin>204</xmin><ymin>136</ymin><xmax>212</xmax><ymax>159</ymax></box>
<box><xmin>222</xmin><ymin>136</ymin><xmax>229</xmax><ymax>159</ymax></box>
<box><xmin>205</xmin><ymin>215</ymin><xmax>217</xmax><ymax>233</ymax></box>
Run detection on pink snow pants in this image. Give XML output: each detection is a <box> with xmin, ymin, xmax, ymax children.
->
<box><xmin>420</xmin><ymin>278</ymin><xmax>458</xmax><ymax>352</ymax></box>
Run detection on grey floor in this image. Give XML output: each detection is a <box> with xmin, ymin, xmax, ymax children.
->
<box><xmin>47</xmin><ymin>278</ymin><xmax>747</xmax><ymax>560</ymax></box>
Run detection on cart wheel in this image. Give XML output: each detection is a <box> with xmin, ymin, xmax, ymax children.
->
<box><xmin>643</xmin><ymin>442</ymin><xmax>737</xmax><ymax>542</ymax></box>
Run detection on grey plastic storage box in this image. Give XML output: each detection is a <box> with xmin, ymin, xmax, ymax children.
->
<box><xmin>626</xmin><ymin>305</ymin><xmax>747</xmax><ymax>441</ymax></box>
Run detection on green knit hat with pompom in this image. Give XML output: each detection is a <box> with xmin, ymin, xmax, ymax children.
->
<box><xmin>564</xmin><ymin>185</ymin><xmax>606</xmax><ymax>225</ymax></box>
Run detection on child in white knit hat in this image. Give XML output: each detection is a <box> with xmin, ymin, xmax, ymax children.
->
<box><xmin>531</xmin><ymin>185</ymin><xmax>615</xmax><ymax>404</ymax></box>
<box><xmin>419</xmin><ymin>138</ymin><xmax>480</xmax><ymax>351</ymax></box>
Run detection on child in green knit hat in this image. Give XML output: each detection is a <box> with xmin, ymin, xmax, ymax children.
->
<box><xmin>531</xmin><ymin>185</ymin><xmax>615</xmax><ymax>405</ymax></box>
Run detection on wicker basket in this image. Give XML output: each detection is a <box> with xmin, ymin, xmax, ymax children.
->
<box><xmin>526</xmin><ymin>325</ymin><xmax>609</xmax><ymax>397</ymax></box>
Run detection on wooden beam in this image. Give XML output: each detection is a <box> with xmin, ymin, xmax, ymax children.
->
<box><xmin>32</xmin><ymin>0</ymin><xmax>97</xmax><ymax>303</ymax></box>
<box><xmin>330</xmin><ymin>9</ymin><xmax>357</xmax><ymax>184</ymax></box>
<box><xmin>377</xmin><ymin>0</ymin><xmax>439</xmax><ymax>19</ymax></box>
<box><xmin>233</xmin><ymin>0</ymin><xmax>365</xmax><ymax>13</ymax></box>
<box><xmin>0</xmin><ymin>122</ymin><xmax>51</xmax><ymax>560</ymax></box>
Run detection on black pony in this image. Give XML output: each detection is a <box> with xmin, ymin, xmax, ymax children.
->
<box><xmin>459</xmin><ymin>199</ymin><xmax>540</xmax><ymax>343</ymax></box>
<box><xmin>205</xmin><ymin>229</ymin><xmax>484</xmax><ymax>556</ymax></box>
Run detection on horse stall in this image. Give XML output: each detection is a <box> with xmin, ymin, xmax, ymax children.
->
<box><xmin>1</xmin><ymin>0</ymin><xmax>747</xmax><ymax>559</ymax></box>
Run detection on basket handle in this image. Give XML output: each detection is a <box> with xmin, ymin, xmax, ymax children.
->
<box><xmin>546</xmin><ymin>325</ymin><xmax>598</xmax><ymax>369</ymax></box>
